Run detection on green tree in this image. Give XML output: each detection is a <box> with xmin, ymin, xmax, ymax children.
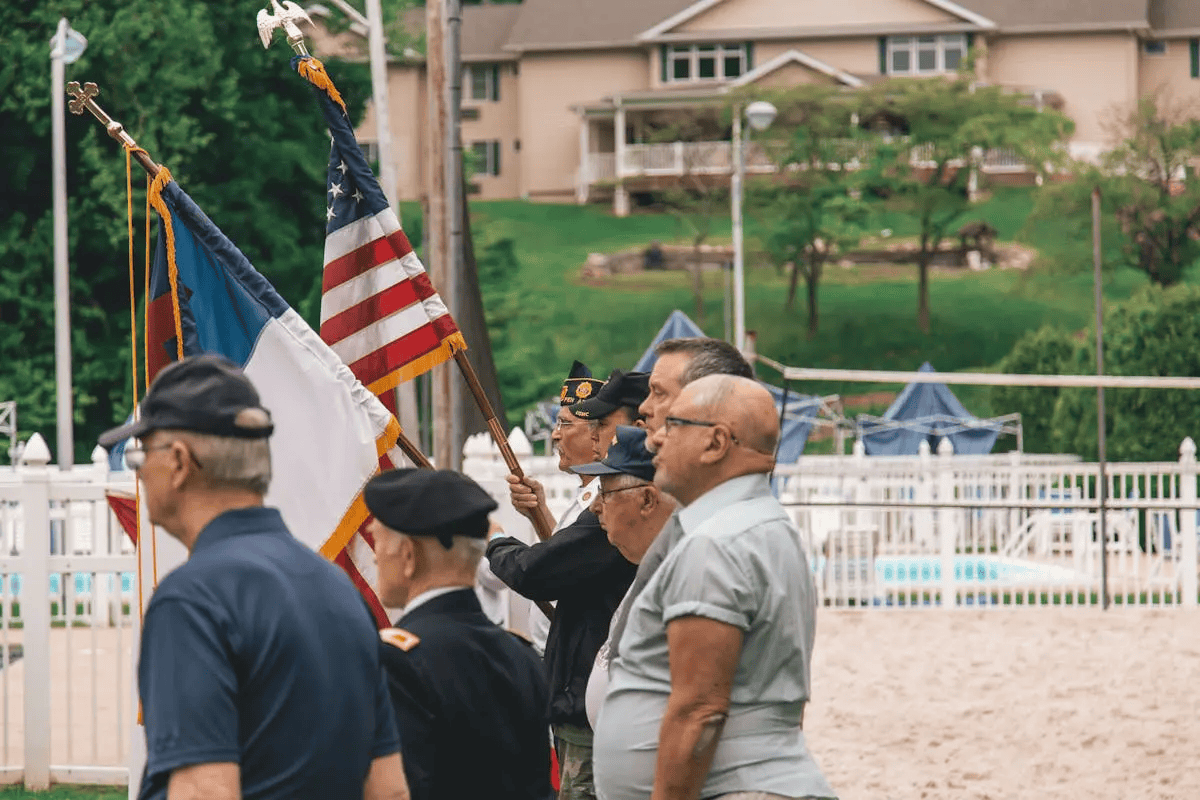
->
<box><xmin>751</xmin><ymin>85</ymin><xmax>868</xmax><ymax>339</ymax></box>
<box><xmin>0</xmin><ymin>1</ymin><xmax>369</xmax><ymax>463</ymax></box>
<box><xmin>1035</xmin><ymin>95</ymin><xmax>1200</xmax><ymax>287</ymax></box>
<box><xmin>990</xmin><ymin>326</ymin><xmax>1082</xmax><ymax>453</ymax></box>
<box><xmin>860</xmin><ymin>76</ymin><xmax>1073</xmax><ymax>332</ymax></box>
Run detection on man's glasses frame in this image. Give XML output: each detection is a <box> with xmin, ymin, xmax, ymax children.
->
<box><xmin>124</xmin><ymin>440</ymin><xmax>204</xmax><ymax>471</ymax></box>
<box><xmin>662</xmin><ymin>415</ymin><xmax>744</xmax><ymax>447</ymax></box>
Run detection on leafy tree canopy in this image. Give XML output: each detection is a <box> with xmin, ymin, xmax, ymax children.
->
<box><xmin>0</xmin><ymin>1</ymin><xmax>370</xmax><ymax>463</ymax></box>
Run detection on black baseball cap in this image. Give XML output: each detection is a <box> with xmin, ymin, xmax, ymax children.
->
<box><xmin>97</xmin><ymin>355</ymin><xmax>274</xmax><ymax>448</ymax></box>
<box><xmin>571</xmin><ymin>425</ymin><xmax>655</xmax><ymax>482</ymax></box>
<box><xmin>364</xmin><ymin>468</ymin><xmax>499</xmax><ymax>548</ymax></box>
<box><xmin>572</xmin><ymin>370</ymin><xmax>650</xmax><ymax>420</ymax></box>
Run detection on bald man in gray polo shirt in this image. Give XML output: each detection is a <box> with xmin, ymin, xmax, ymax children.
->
<box><xmin>593</xmin><ymin>375</ymin><xmax>836</xmax><ymax>800</ymax></box>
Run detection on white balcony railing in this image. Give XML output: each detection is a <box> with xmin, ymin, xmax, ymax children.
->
<box><xmin>585</xmin><ymin>140</ymin><xmax>1043</xmax><ymax>184</ymax></box>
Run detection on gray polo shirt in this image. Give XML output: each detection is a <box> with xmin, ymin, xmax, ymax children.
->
<box><xmin>593</xmin><ymin>474</ymin><xmax>836</xmax><ymax>800</ymax></box>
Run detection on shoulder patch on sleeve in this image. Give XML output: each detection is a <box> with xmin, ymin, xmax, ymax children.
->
<box><xmin>380</xmin><ymin>627</ymin><xmax>421</xmax><ymax>651</ymax></box>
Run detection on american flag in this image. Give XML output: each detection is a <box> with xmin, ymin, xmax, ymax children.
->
<box><xmin>301</xmin><ymin>56</ymin><xmax>465</xmax><ymax>417</ymax></box>
<box><xmin>295</xmin><ymin>55</ymin><xmax>465</xmax><ymax>625</ymax></box>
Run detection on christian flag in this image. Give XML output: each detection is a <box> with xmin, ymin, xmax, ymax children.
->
<box><xmin>141</xmin><ymin>168</ymin><xmax>397</xmax><ymax>625</ymax></box>
<box><xmin>295</xmin><ymin>55</ymin><xmax>466</xmax><ymax>417</ymax></box>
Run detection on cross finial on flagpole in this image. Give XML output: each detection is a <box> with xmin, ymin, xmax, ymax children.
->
<box><xmin>66</xmin><ymin>81</ymin><xmax>162</xmax><ymax>177</ymax></box>
<box><xmin>256</xmin><ymin>0</ymin><xmax>313</xmax><ymax>56</ymax></box>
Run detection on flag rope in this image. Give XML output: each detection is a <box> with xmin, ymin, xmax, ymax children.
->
<box><xmin>124</xmin><ymin>147</ymin><xmax>145</xmax><ymax>632</ymax></box>
<box><xmin>146</xmin><ymin>168</ymin><xmax>185</xmax><ymax>363</ymax></box>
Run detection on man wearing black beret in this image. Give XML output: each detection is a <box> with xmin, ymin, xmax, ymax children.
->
<box><xmin>365</xmin><ymin>468</ymin><xmax>553</xmax><ymax>800</ymax></box>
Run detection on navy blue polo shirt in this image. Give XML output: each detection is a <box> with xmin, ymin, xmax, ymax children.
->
<box><xmin>137</xmin><ymin>506</ymin><xmax>399</xmax><ymax>800</ymax></box>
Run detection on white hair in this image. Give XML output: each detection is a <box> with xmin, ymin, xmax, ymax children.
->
<box><xmin>166</xmin><ymin>430</ymin><xmax>272</xmax><ymax>494</ymax></box>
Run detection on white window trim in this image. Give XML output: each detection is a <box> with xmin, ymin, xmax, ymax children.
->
<box><xmin>665</xmin><ymin>43</ymin><xmax>748</xmax><ymax>84</ymax></box>
<box><xmin>463</xmin><ymin>64</ymin><xmax>497</xmax><ymax>103</ymax></box>
<box><xmin>886</xmin><ymin>33</ymin><xmax>967</xmax><ymax>76</ymax></box>
<box><xmin>472</xmin><ymin>140</ymin><xmax>501</xmax><ymax>177</ymax></box>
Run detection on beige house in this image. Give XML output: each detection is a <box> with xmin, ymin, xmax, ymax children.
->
<box><xmin>313</xmin><ymin>0</ymin><xmax>1200</xmax><ymax>213</ymax></box>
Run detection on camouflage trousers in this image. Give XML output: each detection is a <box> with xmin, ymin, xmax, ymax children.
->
<box><xmin>553</xmin><ymin>723</ymin><xmax>596</xmax><ymax>800</ymax></box>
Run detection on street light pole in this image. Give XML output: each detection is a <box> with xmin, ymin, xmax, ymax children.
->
<box><xmin>50</xmin><ymin>18</ymin><xmax>86</xmax><ymax>470</ymax></box>
<box><xmin>731</xmin><ymin>109</ymin><xmax>746</xmax><ymax>351</ymax></box>
<box><xmin>730</xmin><ymin>100</ymin><xmax>776</xmax><ymax>353</ymax></box>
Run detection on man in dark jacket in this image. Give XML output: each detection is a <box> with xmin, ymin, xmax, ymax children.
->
<box><xmin>487</xmin><ymin>365</ymin><xmax>647</xmax><ymax>800</ymax></box>
<box><xmin>366</xmin><ymin>468</ymin><xmax>554</xmax><ymax>800</ymax></box>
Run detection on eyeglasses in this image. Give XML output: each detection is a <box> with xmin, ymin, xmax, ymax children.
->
<box><xmin>554</xmin><ymin>419</ymin><xmax>585</xmax><ymax>431</ymax></box>
<box><xmin>663</xmin><ymin>416</ymin><xmax>743</xmax><ymax>447</ymax></box>
<box><xmin>124</xmin><ymin>440</ymin><xmax>203</xmax><ymax>471</ymax></box>
<box><xmin>597</xmin><ymin>484</ymin><xmax>648</xmax><ymax>501</ymax></box>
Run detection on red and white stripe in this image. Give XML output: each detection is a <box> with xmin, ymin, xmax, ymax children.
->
<box><xmin>320</xmin><ymin>208</ymin><xmax>459</xmax><ymax>393</ymax></box>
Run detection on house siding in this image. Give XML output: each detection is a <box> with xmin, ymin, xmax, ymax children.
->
<box><xmin>676</xmin><ymin>0</ymin><xmax>957</xmax><ymax>31</ymax></box>
<box><xmin>757</xmin><ymin>37</ymin><xmax>883</xmax><ymax>75</ymax></box>
<box><xmin>462</xmin><ymin>62</ymin><xmax>522</xmax><ymax>199</ymax></box>
<box><xmin>986</xmin><ymin>32</ymin><xmax>1139</xmax><ymax>145</ymax></box>
<box><xmin>1137</xmin><ymin>38</ymin><xmax>1198</xmax><ymax>99</ymax></box>
<box><xmin>356</xmin><ymin>66</ymin><xmax>428</xmax><ymax>203</ymax></box>
<box><xmin>517</xmin><ymin>50</ymin><xmax>651</xmax><ymax>199</ymax></box>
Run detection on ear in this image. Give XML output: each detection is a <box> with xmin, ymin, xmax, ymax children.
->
<box><xmin>400</xmin><ymin>536</ymin><xmax>417</xmax><ymax>579</ymax></box>
<box><xmin>167</xmin><ymin>442</ymin><xmax>193</xmax><ymax>490</ymax></box>
<box><xmin>639</xmin><ymin>487</ymin><xmax>657</xmax><ymax>515</ymax></box>
<box><xmin>697</xmin><ymin>426</ymin><xmax>733</xmax><ymax>465</ymax></box>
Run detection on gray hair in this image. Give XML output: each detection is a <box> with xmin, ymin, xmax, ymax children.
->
<box><xmin>417</xmin><ymin>533</ymin><xmax>486</xmax><ymax>572</ymax></box>
<box><xmin>602</xmin><ymin>472</ymin><xmax>652</xmax><ymax>491</ymax></box>
<box><xmin>167</xmin><ymin>430</ymin><xmax>272</xmax><ymax>495</ymax></box>
<box><xmin>655</xmin><ymin>337</ymin><xmax>753</xmax><ymax>386</ymax></box>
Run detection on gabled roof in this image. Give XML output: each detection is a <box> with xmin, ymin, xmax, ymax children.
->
<box><xmin>953</xmin><ymin>0</ymin><xmax>1150</xmax><ymax>34</ymax></box>
<box><xmin>732</xmin><ymin>49</ymin><xmax>866</xmax><ymax>88</ymax></box>
<box><xmin>1150</xmin><ymin>0</ymin><xmax>1200</xmax><ymax>35</ymax></box>
<box><xmin>639</xmin><ymin>0</ymin><xmax>996</xmax><ymax>41</ymax></box>
<box><xmin>459</xmin><ymin>2</ymin><xmax>525</xmax><ymax>61</ymax></box>
<box><xmin>504</xmin><ymin>0</ymin><xmax>696</xmax><ymax>52</ymax></box>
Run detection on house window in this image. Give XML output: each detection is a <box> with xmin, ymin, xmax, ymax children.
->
<box><xmin>886</xmin><ymin>34</ymin><xmax>967</xmax><ymax>75</ymax></box>
<box><xmin>464</xmin><ymin>63</ymin><xmax>500</xmax><ymax>102</ymax></box>
<box><xmin>471</xmin><ymin>140</ymin><xmax>501</xmax><ymax>177</ymax></box>
<box><xmin>664</xmin><ymin>43</ymin><xmax>749</xmax><ymax>83</ymax></box>
<box><xmin>1144</xmin><ymin>40</ymin><xmax>1168</xmax><ymax>55</ymax></box>
<box><xmin>358</xmin><ymin>141</ymin><xmax>379</xmax><ymax>166</ymax></box>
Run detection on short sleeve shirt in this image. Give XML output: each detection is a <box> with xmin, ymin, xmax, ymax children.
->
<box><xmin>137</xmin><ymin>507</ymin><xmax>399</xmax><ymax>800</ymax></box>
<box><xmin>593</xmin><ymin>475</ymin><xmax>836</xmax><ymax>800</ymax></box>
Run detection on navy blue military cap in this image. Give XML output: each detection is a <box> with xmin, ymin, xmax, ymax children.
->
<box><xmin>364</xmin><ymin>468</ymin><xmax>498</xmax><ymax>548</ymax></box>
<box><xmin>570</xmin><ymin>426</ymin><xmax>655</xmax><ymax>482</ymax></box>
<box><xmin>98</xmin><ymin>355</ymin><xmax>273</xmax><ymax>448</ymax></box>
<box><xmin>571</xmin><ymin>370</ymin><xmax>650</xmax><ymax>420</ymax></box>
<box><xmin>559</xmin><ymin>360</ymin><xmax>605</xmax><ymax>407</ymax></box>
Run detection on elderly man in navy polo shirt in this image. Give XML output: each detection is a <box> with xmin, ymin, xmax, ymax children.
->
<box><xmin>99</xmin><ymin>355</ymin><xmax>406</xmax><ymax>800</ymax></box>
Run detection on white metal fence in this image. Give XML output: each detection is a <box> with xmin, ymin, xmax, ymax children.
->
<box><xmin>3</xmin><ymin>426</ymin><xmax>1198</xmax><ymax>788</ymax></box>
<box><xmin>0</xmin><ymin>435</ymin><xmax>137</xmax><ymax>788</ymax></box>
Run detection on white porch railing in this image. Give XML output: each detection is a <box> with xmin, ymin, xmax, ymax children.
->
<box><xmin>586</xmin><ymin>139</ymin><xmax>1044</xmax><ymax>183</ymax></box>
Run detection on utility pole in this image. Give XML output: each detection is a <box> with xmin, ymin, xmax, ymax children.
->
<box><xmin>445</xmin><ymin>0</ymin><xmax>464</xmax><ymax>470</ymax></box>
<box><xmin>426</xmin><ymin>0</ymin><xmax>454</xmax><ymax>469</ymax></box>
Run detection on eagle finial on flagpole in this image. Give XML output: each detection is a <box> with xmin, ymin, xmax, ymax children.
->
<box><xmin>257</xmin><ymin>0</ymin><xmax>313</xmax><ymax>56</ymax></box>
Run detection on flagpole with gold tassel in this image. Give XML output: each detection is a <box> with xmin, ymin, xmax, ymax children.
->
<box><xmin>65</xmin><ymin>80</ymin><xmax>435</xmax><ymax>475</ymax></box>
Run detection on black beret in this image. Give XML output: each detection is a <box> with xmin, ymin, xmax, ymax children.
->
<box><xmin>364</xmin><ymin>468</ymin><xmax>499</xmax><ymax>549</ymax></box>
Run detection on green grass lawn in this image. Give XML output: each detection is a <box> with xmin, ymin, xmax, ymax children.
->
<box><xmin>449</xmin><ymin>186</ymin><xmax>1151</xmax><ymax>422</ymax></box>
<box><xmin>0</xmin><ymin>787</ymin><xmax>125</xmax><ymax>800</ymax></box>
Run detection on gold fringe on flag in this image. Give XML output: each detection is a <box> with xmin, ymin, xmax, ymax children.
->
<box><xmin>297</xmin><ymin>56</ymin><xmax>347</xmax><ymax>115</ymax></box>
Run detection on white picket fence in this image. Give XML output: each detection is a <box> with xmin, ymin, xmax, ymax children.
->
<box><xmin>1</xmin><ymin>427</ymin><xmax>1198</xmax><ymax>788</ymax></box>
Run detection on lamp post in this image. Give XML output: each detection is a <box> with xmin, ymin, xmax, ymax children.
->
<box><xmin>50</xmin><ymin>18</ymin><xmax>87</xmax><ymax>470</ymax></box>
<box><xmin>731</xmin><ymin>99</ymin><xmax>776</xmax><ymax>352</ymax></box>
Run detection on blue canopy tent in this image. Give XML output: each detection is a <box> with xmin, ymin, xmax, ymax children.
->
<box><xmin>633</xmin><ymin>310</ymin><xmax>706</xmax><ymax>373</ymax></box>
<box><xmin>857</xmin><ymin>362</ymin><xmax>1021</xmax><ymax>455</ymax></box>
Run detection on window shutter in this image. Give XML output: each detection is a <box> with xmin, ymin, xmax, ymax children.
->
<box><xmin>491</xmin><ymin>64</ymin><xmax>500</xmax><ymax>101</ymax></box>
<box><xmin>1192</xmin><ymin>39</ymin><xmax>1199</xmax><ymax>78</ymax></box>
<box><xmin>966</xmin><ymin>32</ymin><xmax>975</xmax><ymax>50</ymax></box>
<box><xmin>879</xmin><ymin>37</ymin><xmax>887</xmax><ymax>74</ymax></box>
<box><xmin>492</xmin><ymin>141</ymin><xmax>501</xmax><ymax>176</ymax></box>
<box><xmin>745</xmin><ymin>41</ymin><xmax>754</xmax><ymax>71</ymax></box>
<box><xmin>661</xmin><ymin>45</ymin><xmax>669</xmax><ymax>83</ymax></box>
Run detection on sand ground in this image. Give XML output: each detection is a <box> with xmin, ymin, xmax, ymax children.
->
<box><xmin>2</xmin><ymin>612</ymin><xmax>1198</xmax><ymax>799</ymax></box>
<box><xmin>806</xmin><ymin>609</ymin><xmax>1200</xmax><ymax>800</ymax></box>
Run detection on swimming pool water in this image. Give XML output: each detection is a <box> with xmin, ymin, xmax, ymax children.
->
<box><xmin>0</xmin><ymin>572</ymin><xmax>136</xmax><ymax>597</ymax></box>
<box><xmin>874</xmin><ymin>556</ymin><xmax>1078</xmax><ymax>585</ymax></box>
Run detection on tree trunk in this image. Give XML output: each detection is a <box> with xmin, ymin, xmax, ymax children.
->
<box><xmin>916</xmin><ymin>253</ymin><xmax>931</xmax><ymax>334</ymax></box>
<box><xmin>692</xmin><ymin>243</ymin><xmax>705</xmax><ymax>323</ymax></box>
<box><xmin>805</xmin><ymin>264</ymin><xmax>820</xmax><ymax>340</ymax></box>
<box><xmin>786</xmin><ymin>258</ymin><xmax>802</xmax><ymax>310</ymax></box>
